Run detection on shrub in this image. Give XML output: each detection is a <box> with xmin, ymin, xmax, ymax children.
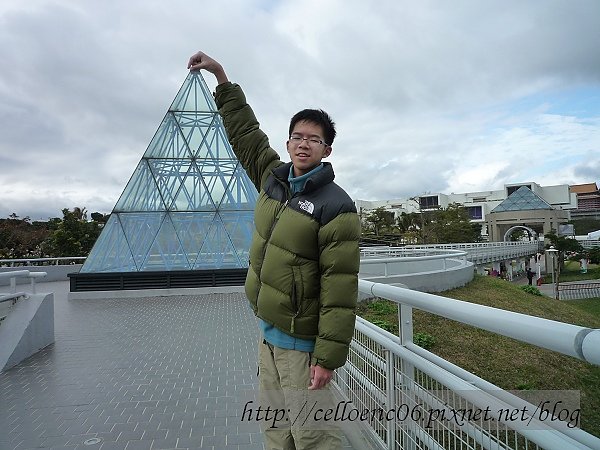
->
<box><xmin>414</xmin><ymin>332</ymin><xmax>436</xmax><ymax>350</ymax></box>
<box><xmin>519</xmin><ymin>285</ymin><xmax>542</xmax><ymax>296</ymax></box>
<box><xmin>368</xmin><ymin>300</ymin><xmax>397</xmax><ymax>315</ymax></box>
<box><xmin>370</xmin><ymin>319</ymin><xmax>395</xmax><ymax>332</ymax></box>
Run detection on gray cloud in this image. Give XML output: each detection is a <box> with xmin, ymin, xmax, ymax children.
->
<box><xmin>573</xmin><ymin>159</ymin><xmax>600</xmax><ymax>181</ymax></box>
<box><xmin>1</xmin><ymin>0</ymin><xmax>600</xmax><ymax>219</ymax></box>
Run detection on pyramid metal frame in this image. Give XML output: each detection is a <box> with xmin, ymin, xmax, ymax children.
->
<box><xmin>77</xmin><ymin>72</ymin><xmax>258</xmax><ymax>280</ymax></box>
<box><xmin>491</xmin><ymin>186</ymin><xmax>553</xmax><ymax>213</ymax></box>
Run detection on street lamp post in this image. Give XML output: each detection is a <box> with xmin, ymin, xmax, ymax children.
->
<box><xmin>547</xmin><ymin>246</ymin><xmax>559</xmax><ymax>300</ymax></box>
<box><xmin>409</xmin><ymin>196</ymin><xmax>425</xmax><ymax>245</ymax></box>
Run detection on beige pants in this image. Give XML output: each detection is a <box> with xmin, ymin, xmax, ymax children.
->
<box><xmin>258</xmin><ymin>339</ymin><xmax>342</xmax><ymax>450</ymax></box>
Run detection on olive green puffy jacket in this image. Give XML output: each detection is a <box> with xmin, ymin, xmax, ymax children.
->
<box><xmin>215</xmin><ymin>82</ymin><xmax>360</xmax><ymax>370</ymax></box>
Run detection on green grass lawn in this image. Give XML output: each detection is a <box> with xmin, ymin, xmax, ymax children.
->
<box><xmin>356</xmin><ymin>275</ymin><xmax>600</xmax><ymax>438</ymax></box>
<box><xmin>570</xmin><ymin>297</ymin><xmax>600</xmax><ymax>316</ymax></box>
<box><xmin>543</xmin><ymin>260</ymin><xmax>600</xmax><ymax>283</ymax></box>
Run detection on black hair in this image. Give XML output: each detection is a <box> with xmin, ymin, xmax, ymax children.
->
<box><xmin>288</xmin><ymin>109</ymin><xmax>336</xmax><ymax>146</ymax></box>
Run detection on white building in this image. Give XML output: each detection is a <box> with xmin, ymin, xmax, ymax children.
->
<box><xmin>355</xmin><ymin>182</ymin><xmax>578</xmax><ymax>240</ymax></box>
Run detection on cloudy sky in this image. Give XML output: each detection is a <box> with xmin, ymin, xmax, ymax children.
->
<box><xmin>1</xmin><ymin>0</ymin><xmax>599</xmax><ymax>220</ymax></box>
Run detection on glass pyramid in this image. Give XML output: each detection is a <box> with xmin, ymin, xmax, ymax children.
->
<box><xmin>491</xmin><ymin>186</ymin><xmax>553</xmax><ymax>213</ymax></box>
<box><xmin>81</xmin><ymin>72</ymin><xmax>258</xmax><ymax>273</ymax></box>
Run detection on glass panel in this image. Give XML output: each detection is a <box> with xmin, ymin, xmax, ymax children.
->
<box><xmin>196</xmin><ymin>123</ymin><xmax>236</xmax><ymax>160</ymax></box>
<box><xmin>170</xmin><ymin>71</ymin><xmax>216</xmax><ymax>112</ymax></box>
<box><xmin>173</xmin><ymin>112</ymin><xmax>215</xmax><ymax>156</ymax></box>
<box><xmin>148</xmin><ymin>159</ymin><xmax>192</xmax><ymax>210</ymax></box>
<box><xmin>114</xmin><ymin>161</ymin><xmax>166</xmax><ymax>212</ymax></box>
<box><xmin>193</xmin><ymin>215</ymin><xmax>242</xmax><ymax>269</ymax></box>
<box><xmin>199</xmin><ymin>160</ymin><xmax>235</xmax><ymax>210</ymax></box>
<box><xmin>493</xmin><ymin>186</ymin><xmax>552</xmax><ymax>212</ymax></box>
<box><xmin>141</xmin><ymin>214</ymin><xmax>190</xmax><ymax>271</ymax></box>
<box><xmin>119</xmin><ymin>212</ymin><xmax>165</xmax><ymax>270</ymax></box>
<box><xmin>80</xmin><ymin>214</ymin><xmax>137</xmax><ymax>273</ymax></box>
<box><xmin>219</xmin><ymin>211</ymin><xmax>254</xmax><ymax>266</ymax></box>
<box><xmin>171</xmin><ymin>212</ymin><xmax>215</xmax><ymax>266</ymax></box>
<box><xmin>143</xmin><ymin>113</ymin><xmax>191</xmax><ymax>159</ymax></box>
<box><xmin>218</xmin><ymin>164</ymin><xmax>259</xmax><ymax>211</ymax></box>
<box><xmin>170</xmin><ymin>161</ymin><xmax>215</xmax><ymax>211</ymax></box>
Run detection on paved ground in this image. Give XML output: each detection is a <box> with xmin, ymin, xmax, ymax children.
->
<box><xmin>0</xmin><ymin>281</ymin><xmax>356</xmax><ymax>450</ymax></box>
<box><xmin>511</xmin><ymin>273</ymin><xmax>600</xmax><ymax>298</ymax></box>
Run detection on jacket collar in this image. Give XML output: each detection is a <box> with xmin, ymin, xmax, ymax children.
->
<box><xmin>273</xmin><ymin>162</ymin><xmax>335</xmax><ymax>194</ymax></box>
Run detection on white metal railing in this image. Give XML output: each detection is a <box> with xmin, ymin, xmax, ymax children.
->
<box><xmin>558</xmin><ymin>282</ymin><xmax>600</xmax><ymax>301</ymax></box>
<box><xmin>405</xmin><ymin>242</ymin><xmax>542</xmax><ymax>264</ymax></box>
<box><xmin>0</xmin><ymin>271</ymin><xmax>47</xmax><ymax>325</ymax></box>
<box><xmin>333</xmin><ymin>279</ymin><xmax>600</xmax><ymax>450</ymax></box>
<box><xmin>579</xmin><ymin>240</ymin><xmax>600</xmax><ymax>249</ymax></box>
<box><xmin>0</xmin><ymin>270</ymin><xmax>48</xmax><ymax>296</ymax></box>
<box><xmin>0</xmin><ymin>257</ymin><xmax>86</xmax><ymax>267</ymax></box>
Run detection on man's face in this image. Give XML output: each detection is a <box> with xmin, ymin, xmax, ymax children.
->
<box><xmin>287</xmin><ymin>120</ymin><xmax>332</xmax><ymax>177</ymax></box>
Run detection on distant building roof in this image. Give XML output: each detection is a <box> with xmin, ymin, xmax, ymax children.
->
<box><xmin>570</xmin><ymin>183</ymin><xmax>599</xmax><ymax>194</ymax></box>
<box><xmin>491</xmin><ymin>186</ymin><xmax>553</xmax><ymax>213</ymax></box>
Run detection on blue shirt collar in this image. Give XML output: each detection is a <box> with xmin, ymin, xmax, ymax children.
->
<box><xmin>288</xmin><ymin>163</ymin><xmax>324</xmax><ymax>195</ymax></box>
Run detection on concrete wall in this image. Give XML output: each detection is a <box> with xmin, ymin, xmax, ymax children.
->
<box><xmin>0</xmin><ymin>265</ymin><xmax>82</xmax><ymax>285</ymax></box>
<box><xmin>360</xmin><ymin>257</ymin><xmax>463</xmax><ymax>277</ymax></box>
<box><xmin>0</xmin><ymin>293</ymin><xmax>55</xmax><ymax>372</ymax></box>
<box><xmin>360</xmin><ymin>260</ymin><xmax>474</xmax><ymax>293</ymax></box>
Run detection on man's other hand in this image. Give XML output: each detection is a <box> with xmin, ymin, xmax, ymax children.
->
<box><xmin>308</xmin><ymin>364</ymin><xmax>333</xmax><ymax>390</ymax></box>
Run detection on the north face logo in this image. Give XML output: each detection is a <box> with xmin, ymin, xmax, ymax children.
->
<box><xmin>298</xmin><ymin>199</ymin><xmax>315</xmax><ymax>214</ymax></box>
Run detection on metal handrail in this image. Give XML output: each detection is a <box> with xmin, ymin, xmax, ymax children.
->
<box><xmin>0</xmin><ymin>270</ymin><xmax>31</xmax><ymax>280</ymax></box>
<box><xmin>0</xmin><ymin>270</ymin><xmax>47</xmax><ymax>295</ymax></box>
<box><xmin>0</xmin><ymin>257</ymin><xmax>86</xmax><ymax>266</ymax></box>
<box><xmin>361</xmin><ymin>250</ymin><xmax>467</xmax><ymax>263</ymax></box>
<box><xmin>359</xmin><ymin>279</ymin><xmax>600</xmax><ymax>365</ymax></box>
<box><xmin>360</xmin><ymin>242</ymin><xmax>541</xmax><ymax>266</ymax></box>
<box><xmin>348</xmin><ymin>316</ymin><xmax>592</xmax><ymax>449</ymax></box>
<box><xmin>352</xmin><ymin>280</ymin><xmax>600</xmax><ymax>449</ymax></box>
<box><xmin>0</xmin><ymin>292</ymin><xmax>28</xmax><ymax>303</ymax></box>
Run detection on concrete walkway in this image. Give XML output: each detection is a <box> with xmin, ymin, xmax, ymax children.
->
<box><xmin>511</xmin><ymin>274</ymin><xmax>600</xmax><ymax>299</ymax></box>
<box><xmin>0</xmin><ymin>281</ymin><xmax>356</xmax><ymax>450</ymax></box>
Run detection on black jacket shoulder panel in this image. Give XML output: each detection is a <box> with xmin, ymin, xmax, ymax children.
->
<box><xmin>263</xmin><ymin>162</ymin><xmax>356</xmax><ymax>226</ymax></box>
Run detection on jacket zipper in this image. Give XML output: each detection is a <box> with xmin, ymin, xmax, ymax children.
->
<box><xmin>290</xmin><ymin>282</ymin><xmax>298</xmax><ymax>334</ymax></box>
<box><xmin>290</xmin><ymin>265</ymin><xmax>304</xmax><ymax>334</ymax></box>
<box><xmin>256</xmin><ymin>175</ymin><xmax>291</xmax><ymax>303</ymax></box>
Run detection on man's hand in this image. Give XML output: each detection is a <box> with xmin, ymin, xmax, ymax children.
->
<box><xmin>308</xmin><ymin>365</ymin><xmax>333</xmax><ymax>390</ymax></box>
<box><xmin>187</xmin><ymin>51</ymin><xmax>229</xmax><ymax>85</ymax></box>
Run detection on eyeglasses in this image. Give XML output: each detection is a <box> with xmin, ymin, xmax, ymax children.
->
<box><xmin>289</xmin><ymin>134</ymin><xmax>329</xmax><ymax>147</ymax></box>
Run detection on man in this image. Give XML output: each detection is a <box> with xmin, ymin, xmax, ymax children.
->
<box><xmin>188</xmin><ymin>51</ymin><xmax>360</xmax><ymax>449</ymax></box>
<box><xmin>526</xmin><ymin>267</ymin><xmax>534</xmax><ymax>285</ymax></box>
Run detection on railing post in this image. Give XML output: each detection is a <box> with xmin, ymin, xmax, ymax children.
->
<box><xmin>10</xmin><ymin>276</ymin><xmax>16</xmax><ymax>294</ymax></box>
<box><xmin>398</xmin><ymin>304</ymin><xmax>413</xmax><ymax>346</ymax></box>
<box><xmin>384</xmin><ymin>349</ymin><xmax>395</xmax><ymax>450</ymax></box>
<box><xmin>398</xmin><ymin>303</ymin><xmax>416</xmax><ymax>450</ymax></box>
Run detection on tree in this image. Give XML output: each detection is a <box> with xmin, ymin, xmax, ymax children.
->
<box><xmin>425</xmin><ymin>203</ymin><xmax>481</xmax><ymax>244</ymax></box>
<box><xmin>396</xmin><ymin>212</ymin><xmax>422</xmax><ymax>244</ymax></box>
<box><xmin>363</xmin><ymin>207</ymin><xmax>396</xmax><ymax>237</ymax></box>
<box><xmin>587</xmin><ymin>247</ymin><xmax>600</xmax><ymax>265</ymax></box>
<box><xmin>0</xmin><ymin>214</ymin><xmax>50</xmax><ymax>259</ymax></box>
<box><xmin>545</xmin><ymin>231</ymin><xmax>583</xmax><ymax>259</ymax></box>
<box><xmin>91</xmin><ymin>212</ymin><xmax>110</xmax><ymax>224</ymax></box>
<box><xmin>43</xmin><ymin>207</ymin><xmax>102</xmax><ymax>257</ymax></box>
<box><xmin>570</xmin><ymin>218</ymin><xmax>600</xmax><ymax>236</ymax></box>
